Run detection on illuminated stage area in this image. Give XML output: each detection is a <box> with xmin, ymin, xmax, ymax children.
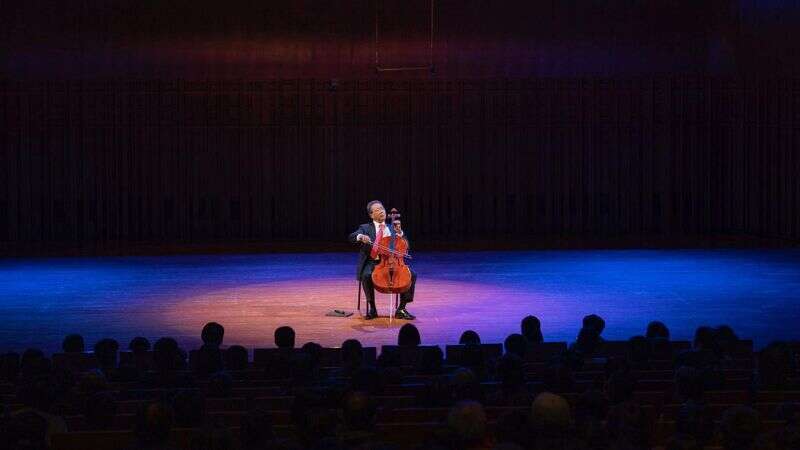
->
<box><xmin>1</xmin><ymin>249</ymin><xmax>799</xmax><ymax>354</ymax></box>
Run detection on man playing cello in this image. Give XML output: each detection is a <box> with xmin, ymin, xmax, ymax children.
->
<box><xmin>349</xmin><ymin>200</ymin><xmax>417</xmax><ymax>320</ymax></box>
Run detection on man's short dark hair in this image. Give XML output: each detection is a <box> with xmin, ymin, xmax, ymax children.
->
<box><xmin>459</xmin><ymin>330</ymin><xmax>481</xmax><ymax>345</ymax></box>
<box><xmin>341</xmin><ymin>339</ymin><xmax>364</xmax><ymax>365</ymax></box>
<box><xmin>128</xmin><ymin>337</ymin><xmax>150</xmax><ymax>354</ymax></box>
<box><xmin>447</xmin><ymin>401</ymin><xmax>488</xmax><ymax>446</ymax></box>
<box><xmin>20</xmin><ymin>348</ymin><xmax>49</xmax><ymax>378</ymax></box>
<box><xmin>274</xmin><ymin>326</ymin><xmax>296</xmax><ymax>348</ymax></box>
<box><xmin>301</xmin><ymin>342</ymin><xmax>323</xmax><ymax>366</ymax></box>
<box><xmin>366</xmin><ymin>200</ymin><xmax>383</xmax><ymax>214</ymax></box>
<box><xmin>62</xmin><ymin>334</ymin><xmax>85</xmax><ymax>353</ymax></box>
<box><xmin>201</xmin><ymin>322</ymin><xmax>225</xmax><ymax>347</ymax></box>
<box><xmin>693</xmin><ymin>326</ymin><xmax>716</xmax><ymax>351</ymax></box>
<box><xmin>504</xmin><ymin>333</ymin><xmax>528</xmax><ymax>358</ymax></box>
<box><xmin>521</xmin><ymin>315</ymin><xmax>543</xmax><ymax>344</ymax></box>
<box><xmin>153</xmin><ymin>337</ymin><xmax>180</xmax><ymax>372</ymax></box>
<box><xmin>646</xmin><ymin>321</ymin><xmax>670</xmax><ymax>340</ymax></box>
<box><xmin>583</xmin><ymin>314</ymin><xmax>606</xmax><ymax>335</ymax></box>
<box><xmin>574</xmin><ymin>327</ymin><xmax>602</xmax><ymax>356</ymax></box>
<box><xmin>398</xmin><ymin>324</ymin><xmax>421</xmax><ymax>347</ymax></box>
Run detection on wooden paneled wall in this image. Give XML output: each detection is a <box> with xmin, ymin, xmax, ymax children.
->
<box><xmin>1</xmin><ymin>77</ymin><xmax>799</xmax><ymax>247</ymax></box>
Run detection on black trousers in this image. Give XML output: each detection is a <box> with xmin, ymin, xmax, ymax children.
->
<box><xmin>361</xmin><ymin>258</ymin><xmax>416</xmax><ymax>308</ymax></box>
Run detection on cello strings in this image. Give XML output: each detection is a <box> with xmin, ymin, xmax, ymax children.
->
<box><xmin>370</xmin><ymin>241</ymin><xmax>412</xmax><ymax>259</ymax></box>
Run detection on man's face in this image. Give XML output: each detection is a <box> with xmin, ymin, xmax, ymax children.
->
<box><xmin>369</xmin><ymin>203</ymin><xmax>386</xmax><ymax>222</ymax></box>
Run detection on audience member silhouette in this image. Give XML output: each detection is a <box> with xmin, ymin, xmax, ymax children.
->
<box><xmin>149</xmin><ymin>338</ymin><xmax>191</xmax><ymax>388</ymax></box>
<box><xmin>451</xmin><ymin>367</ymin><xmax>484</xmax><ymax>404</ymax></box>
<box><xmin>715</xmin><ymin>324</ymin><xmax>740</xmax><ymax>361</ymax></box>
<box><xmin>127</xmin><ymin>337</ymin><xmax>154</xmax><ymax>373</ymax></box>
<box><xmin>503</xmin><ymin>333</ymin><xmax>527</xmax><ymax>358</ymax></box>
<box><xmin>583</xmin><ymin>314</ymin><xmax>606</xmax><ymax>337</ymax></box>
<box><xmin>129</xmin><ymin>336</ymin><xmax>151</xmax><ymax>353</ymax></box>
<box><xmin>153</xmin><ymin>338</ymin><xmax>182</xmax><ymax>373</ymax></box>
<box><xmin>607</xmin><ymin>395</ymin><xmax>651</xmax><ymax>449</ymax></box>
<box><xmin>572</xmin><ymin>326</ymin><xmax>603</xmax><ymax>357</ymax></box>
<box><xmin>338</xmin><ymin>391</ymin><xmax>378</xmax><ymax>448</ymax></box>
<box><xmin>494</xmin><ymin>409</ymin><xmax>529</xmax><ymax>448</ymax></box>
<box><xmin>417</xmin><ymin>345</ymin><xmax>444</xmax><ymax>375</ymax></box>
<box><xmin>194</xmin><ymin>322</ymin><xmax>225</xmax><ymax>375</ymax></box>
<box><xmin>574</xmin><ymin>389</ymin><xmax>611</xmax><ymax>450</ymax></box>
<box><xmin>529</xmin><ymin>392</ymin><xmax>580</xmax><ymax>450</ymax></box>
<box><xmin>646</xmin><ymin>321</ymin><xmax>670</xmax><ymax>340</ymax></box>
<box><xmin>459</xmin><ymin>330</ymin><xmax>481</xmax><ymax>345</ymax></box>
<box><xmin>446</xmin><ymin>401</ymin><xmax>488</xmax><ymax>450</ymax></box>
<box><xmin>14</xmin><ymin>376</ymin><xmax>67</xmax><ymax>446</ymax></box>
<box><xmin>398</xmin><ymin>323</ymin><xmax>421</xmax><ymax>347</ymax></box>
<box><xmin>131</xmin><ymin>401</ymin><xmax>175</xmax><ymax>450</ymax></box>
<box><xmin>521</xmin><ymin>315</ymin><xmax>544</xmax><ymax>344</ymax></box>
<box><xmin>454</xmin><ymin>343</ymin><xmax>488</xmax><ymax>380</ymax></box>
<box><xmin>201</xmin><ymin>322</ymin><xmax>225</xmax><ymax>347</ymax></box>
<box><xmin>339</xmin><ymin>339</ymin><xmax>366</xmax><ymax>378</ymax></box>
<box><xmin>62</xmin><ymin>334</ymin><xmax>85</xmax><ymax>353</ymax></box>
<box><xmin>4</xmin><ymin>315</ymin><xmax>793</xmax><ymax>450</ymax></box>
<box><xmin>274</xmin><ymin>326</ymin><xmax>296</xmax><ymax>349</ymax></box>
<box><xmin>675</xmin><ymin>326</ymin><xmax>724</xmax><ymax>390</ymax></box>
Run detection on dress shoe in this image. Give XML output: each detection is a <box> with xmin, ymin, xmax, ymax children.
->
<box><xmin>394</xmin><ymin>308</ymin><xmax>415</xmax><ymax>320</ymax></box>
<box><xmin>364</xmin><ymin>308</ymin><xmax>378</xmax><ymax>320</ymax></box>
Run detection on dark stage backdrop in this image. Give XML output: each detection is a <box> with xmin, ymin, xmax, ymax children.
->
<box><xmin>2</xmin><ymin>1</ymin><xmax>800</xmax><ymax>250</ymax></box>
<box><xmin>2</xmin><ymin>77</ymin><xmax>799</xmax><ymax>248</ymax></box>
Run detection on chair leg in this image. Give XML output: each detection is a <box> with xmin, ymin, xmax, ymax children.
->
<box><xmin>356</xmin><ymin>280</ymin><xmax>362</xmax><ymax>315</ymax></box>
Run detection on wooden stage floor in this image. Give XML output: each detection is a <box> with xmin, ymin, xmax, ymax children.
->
<box><xmin>1</xmin><ymin>249</ymin><xmax>799</xmax><ymax>354</ymax></box>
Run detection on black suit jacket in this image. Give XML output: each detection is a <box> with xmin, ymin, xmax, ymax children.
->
<box><xmin>348</xmin><ymin>222</ymin><xmax>410</xmax><ymax>280</ymax></box>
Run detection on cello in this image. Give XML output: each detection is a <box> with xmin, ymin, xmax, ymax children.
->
<box><xmin>370</xmin><ymin>208</ymin><xmax>413</xmax><ymax>294</ymax></box>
